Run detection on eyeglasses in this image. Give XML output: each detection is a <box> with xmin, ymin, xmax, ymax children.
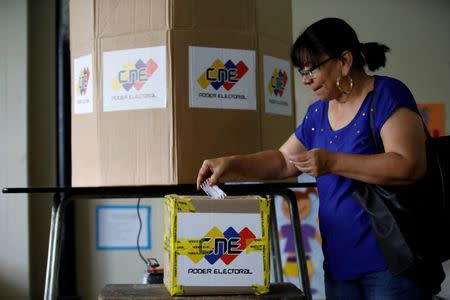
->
<box><xmin>297</xmin><ymin>56</ymin><xmax>336</xmax><ymax>79</ymax></box>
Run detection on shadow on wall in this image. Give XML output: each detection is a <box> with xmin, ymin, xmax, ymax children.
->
<box><xmin>76</xmin><ymin>199</ymin><xmax>96</xmax><ymax>300</ymax></box>
<box><xmin>0</xmin><ymin>275</ymin><xmax>29</xmax><ymax>299</ymax></box>
<box><xmin>29</xmin><ymin>194</ymin><xmax>52</xmax><ymax>299</ymax></box>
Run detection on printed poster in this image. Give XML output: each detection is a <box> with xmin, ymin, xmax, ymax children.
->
<box><xmin>73</xmin><ymin>54</ymin><xmax>93</xmax><ymax>114</ymax></box>
<box><xmin>103</xmin><ymin>46</ymin><xmax>167</xmax><ymax>112</ymax></box>
<box><xmin>96</xmin><ymin>205</ymin><xmax>151</xmax><ymax>250</ymax></box>
<box><xmin>418</xmin><ymin>103</ymin><xmax>445</xmax><ymax>137</ymax></box>
<box><xmin>275</xmin><ymin>187</ymin><xmax>325</xmax><ymax>299</ymax></box>
<box><xmin>263</xmin><ymin>55</ymin><xmax>293</xmax><ymax>116</ymax></box>
<box><xmin>189</xmin><ymin>46</ymin><xmax>256</xmax><ymax>110</ymax></box>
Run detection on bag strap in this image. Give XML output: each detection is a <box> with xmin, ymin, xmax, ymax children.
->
<box><xmin>368</xmin><ymin>90</ymin><xmax>383</xmax><ymax>152</ymax></box>
<box><xmin>423</xmin><ymin>121</ymin><xmax>432</xmax><ymax>140</ymax></box>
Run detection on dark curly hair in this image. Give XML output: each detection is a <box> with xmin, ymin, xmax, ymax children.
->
<box><xmin>291</xmin><ymin>18</ymin><xmax>390</xmax><ymax>72</ymax></box>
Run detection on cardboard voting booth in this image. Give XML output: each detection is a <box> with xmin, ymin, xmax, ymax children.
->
<box><xmin>70</xmin><ymin>0</ymin><xmax>296</xmax><ymax>186</ymax></box>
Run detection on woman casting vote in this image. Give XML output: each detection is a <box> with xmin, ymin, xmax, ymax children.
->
<box><xmin>197</xmin><ymin>18</ymin><xmax>444</xmax><ymax>299</ymax></box>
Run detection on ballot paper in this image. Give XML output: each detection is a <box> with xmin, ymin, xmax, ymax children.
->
<box><xmin>200</xmin><ymin>178</ymin><xmax>227</xmax><ymax>199</ymax></box>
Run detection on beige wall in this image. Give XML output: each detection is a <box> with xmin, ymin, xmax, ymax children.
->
<box><xmin>0</xmin><ymin>0</ymin><xmax>30</xmax><ymax>299</ymax></box>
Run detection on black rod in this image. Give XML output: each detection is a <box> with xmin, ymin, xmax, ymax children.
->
<box><xmin>3</xmin><ymin>182</ymin><xmax>318</xmax><ymax>196</ymax></box>
<box><xmin>56</xmin><ymin>0</ymin><xmax>77</xmax><ymax>298</ymax></box>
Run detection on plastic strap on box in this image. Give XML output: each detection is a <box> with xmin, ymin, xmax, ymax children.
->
<box><xmin>176</xmin><ymin>238</ymin><xmax>214</xmax><ymax>254</ymax></box>
<box><xmin>252</xmin><ymin>284</ymin><xmax>270</xmax><ymax>295</ymax></box>
<box><xmin>165</xmin><ymin>195</ymin><xmax>185</xmax><ymax>295</ymax></box>
<box><xmin>259</xmin><ymin>196</ymin><xmax>271</xmax><ymax>295</ymax></box>
<box><xmin>165</xmin><ymin>194</ymin><xmax>196</xmax><ymax>212</ymax></box>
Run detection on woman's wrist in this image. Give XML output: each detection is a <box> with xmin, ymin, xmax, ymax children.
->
<box><xmin>326</xmin><ymin>150</ymin><xmax>339</xmax><ymax>174</ymax></box>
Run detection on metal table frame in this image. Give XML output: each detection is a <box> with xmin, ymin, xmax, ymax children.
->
<box><xmin>2</xmin><ymin>182</ymin><xmax>316</xmax><ymax>300</ymax></box>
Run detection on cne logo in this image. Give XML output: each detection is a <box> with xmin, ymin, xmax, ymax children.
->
<box><xmin>188</xmin><ymin>226</ymin><xmax>256</xmax><ymax>265</ymax></box>
<box><xmin>268</xmin><ymin>68</ymin><xmax>288</xmax><ymax>97</ymax></box>
<box><xmin>77</xmin><ymin>67</ymin><xmax>90</xmax><ymax>96</ymax></box>
<box><xmin>197</xmin><ymin>59</ymin><xmax>248</xmax><ymax>91</ymax></box>
<box><xmin>112</xmin><ymin>59</ymin><xmax>158</xmax><ymax>92</ymax></box>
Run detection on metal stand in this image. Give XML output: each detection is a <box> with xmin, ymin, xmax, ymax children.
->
<box><xmin>3</xmin><ymin>183</ymin><xmax>316</xmax><ymax>300</ymax></box>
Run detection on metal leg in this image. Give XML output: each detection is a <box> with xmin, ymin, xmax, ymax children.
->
<box><xmin>285</xmin><ymin>189</ymin><xmax>312</xmax><ymax>300</ymax></box>
<box><xmin>45</xmin><ymin>194</ymin><xmax>73</xmax><ymax>300</ymax></box>
<box><xmin>268</xmin><ymin>195</ymin><xmax>284</xmax><ymax>283</ymax></box>
<box><xmin>44</xmin><ymin>195</ymin><xmax>59</xmax><ymax>300</ymax></box>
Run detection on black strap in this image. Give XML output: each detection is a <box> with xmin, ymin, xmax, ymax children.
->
<box><xmin>423</xmin><ymin>120</ymin><xmax>432</xmax><ymax>140</ymax></box>
<box><xmin>368</xmin><ymin>90</ymin><xmax>383</xmax><ymax>152</ymax></box>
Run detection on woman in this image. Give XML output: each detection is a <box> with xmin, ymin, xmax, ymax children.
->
<box><xmin>196</xmin><ymin>18</ymin><xmax>440</xmax><ymax>299</ymax></box>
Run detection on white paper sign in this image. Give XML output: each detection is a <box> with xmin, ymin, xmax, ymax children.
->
<box><xmin>263</xmin><ymin>55</ymin><xmax>293</xmax><ymax>116</ymax></box>
<box><xmin>74</xmin><ymin>54</ymin><xmax>94</xmax><ymax>114</ymax></box>
<box><xmin>103</xmin><ymin>46</ymin><xmax>166</xmax><ymax>112</ymax></box>
<box><xmin>189</xmin><ymin>46</ymin><xmax>256</xmax><ymax>110</ymax></box>
<box><xmin>176</xmin><ymin>212</ymin><xmax>264</xmax><ymax>286</ymax></box>
<box><xmin>96</xmin><ymin>205</ymin><xmax>151</xmax><ymax>250</ymax></box>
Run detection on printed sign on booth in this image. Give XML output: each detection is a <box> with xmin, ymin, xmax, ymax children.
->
<box><xmin>263</xmin><ymin>55</ymin><xmax>292</xmax><ymax>116</ymax></box>
<box><xmin>176</xmin><ymin>212</ymin><xmax>264</xmax><ymax>286</ymax></box>
<box><xmin>103</xmin><ymin>46</ymin><xmax>167</xmax><ymax>112</ymax></box>
<box><xmin>74</xmin><ymin>54</ymin><xmax>94</xmax><ymax>114</ymax></box>
<box><xmin>189</xmin><ymin>46</ymin><xmax>256</xmax><ymax>110</ymax></box>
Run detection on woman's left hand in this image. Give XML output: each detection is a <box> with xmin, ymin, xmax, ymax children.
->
<box><xmin>289</xmin><ymin>148</ymin><xmax>334</xmax><ymax>178</ymax></box>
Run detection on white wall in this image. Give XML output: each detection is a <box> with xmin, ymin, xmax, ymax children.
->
<box><xmin>292</xmin><ymin>0</ymin><xmax>450</xmax><ymax>135</ymax></box>
<box><xmin>76</xmin><ymin>198</ymin><xmax>166</xmax><ymax>300</ymax></box>
<box><xmin>0</xmin><ymin>0</ymin><xmax>30</xmax><ymax>299</ymax></box>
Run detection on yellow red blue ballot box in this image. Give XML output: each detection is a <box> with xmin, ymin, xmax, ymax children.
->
<box><xmin>163</xmin><ymin>195</ymin><xmax>270</xmax><ymax>296</ymax></box>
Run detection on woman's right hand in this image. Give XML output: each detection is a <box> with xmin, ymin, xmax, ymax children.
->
<box><xmin>196</xmin><ymin>156</ymin><xmax>232</xmax><ymax>190</ymax></box>
<box><xmin>196</xmin><ymin>135</ymin><xmax>308</xmax><ymax>189</ymax></box>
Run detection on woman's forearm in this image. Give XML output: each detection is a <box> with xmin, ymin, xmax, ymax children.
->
<box><xmin>229</xmin><ymin>150</ymin><xmax>298</xmax><ymax>180</ymax></box>
<box><xmin>329</xmin><ymin>151</ymin><xmax>426</xmax><ymax>185</ymax></box>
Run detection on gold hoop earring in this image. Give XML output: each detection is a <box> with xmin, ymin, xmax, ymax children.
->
<box><xmin>336</xmin><ymin>76</ymin><xmax>353</xmax><ymax>95</ymax></box>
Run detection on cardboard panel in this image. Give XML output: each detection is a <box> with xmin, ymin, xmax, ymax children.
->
<box><xmin>171</xmin><ymin>0</ymin><xmax>256</xmax><ymax>32</ymax></box>
<box><xmin>70</xmin><ymin>0</ymin><xmax>95</xmax><ymax>44</ymax></box>
<box><xmin>71</xmin><ymin>114</ymin><xmax>100</xmax><ymax>186</ymax></box>
<box><xmin>97</xmin><ymin>32</ymin><xmax>172</xmax><ymax>185</ymax></box>
<box><xmin>137</xmin><ymin>0</ymin><xmax>168</xmax><ymax>31</ymax></box>
<box><xmin>256</xmin><ymin>0</ymin><xmax>293</xmax><ymax>43</ymax></box>
<box><xmin>258</xmin><ymin>36</ymin><xmax>296</xmax><ymax>151</ymax></box>
<box><xmin>96</xmin><ymin>0</ymin><xmax>168</xmax><ymax>37</ymax></box>
<box><xmin>71</xmin><ymin>42</ymin><xmax>100</xmax><ymax>186</ymax></box>
<box><xmin>171</xmin><ymin>30</ymin><xmax>260</xmax><ymax>183</ymax></box>
<box><xmin>94</xmin><ymin>0</ymin><xmax>255</xmax><ymax>38</ymax></box>
<box><xmin>191</xmin><ymin>198</ymin><xmax>260</xmax><ymax>213</ymax></box>
<box><xmin>69</xmin><ymin>1</ymin><xmax>295</xmax><ymax>186</ymax></box>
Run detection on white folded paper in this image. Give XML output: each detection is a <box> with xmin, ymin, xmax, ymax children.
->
<box><xmin>200</xmin><ymin>178</ymin><xmax>227</xmax><ymax>200</ymax></box>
